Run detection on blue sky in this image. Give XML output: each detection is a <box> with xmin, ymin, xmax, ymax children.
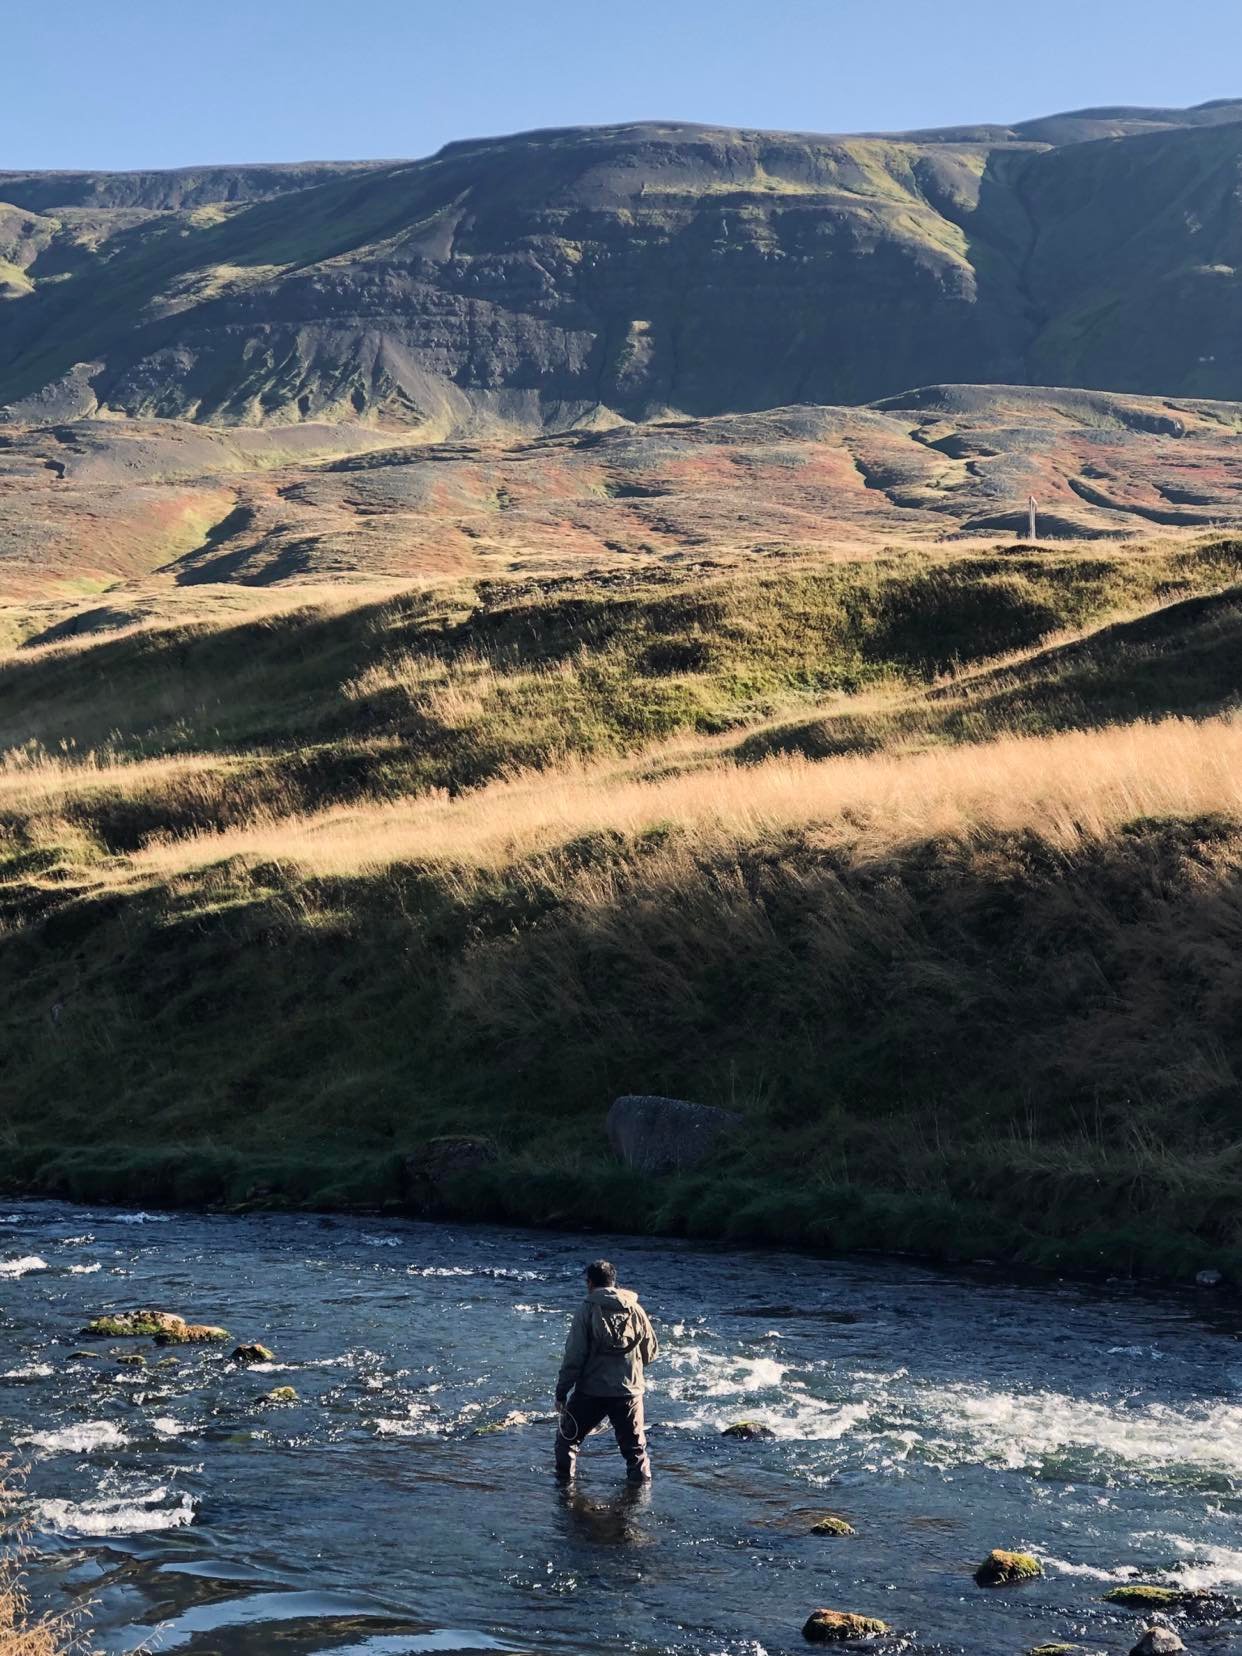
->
<box><xmin>3</xmin><ymin>0</ymin><xmax>1238</xmax><ymax>171</ymax></box>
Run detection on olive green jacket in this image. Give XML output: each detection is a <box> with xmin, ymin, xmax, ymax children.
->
<box><xmin>556</xmin><ymin>1286</ymin><xmax>659</xmax><ymax>1400</ymax></box>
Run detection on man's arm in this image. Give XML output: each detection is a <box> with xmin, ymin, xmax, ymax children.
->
<box><xmin>556</xmin><ymin>1304</ymin><xmax>591</xmax><ymax>1403</ymax></box>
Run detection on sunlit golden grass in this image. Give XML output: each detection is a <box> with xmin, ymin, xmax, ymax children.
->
<box><xmin>1</xmin><ymin>1465</ymin><xmax>90</xmax><ymax>1656</ymax></box>
<box><xmin>112</xmin><ymin>712</ymin><xmax>1242</xmax><ymax>886</ymax></box>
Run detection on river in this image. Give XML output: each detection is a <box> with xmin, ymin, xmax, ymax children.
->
<box><xmin>2</xmin><ymin>1202</ymin><xmax>1241</xmax><ymax>1655</ymax></box>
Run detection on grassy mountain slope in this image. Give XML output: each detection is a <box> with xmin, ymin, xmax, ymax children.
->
<box><xmin>3</xmin><ymin>536</ymin><xmax>1242</xmax><ymax>1276</ymax></box>
<box><xmin>1</xmin><ymin>103</ymin><xmax>1241</xmax><ymax>431</ymax></box>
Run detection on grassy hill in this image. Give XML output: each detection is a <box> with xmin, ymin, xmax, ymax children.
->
<box><xmin>3</xmin><ymin>533</ymin><xmax>1242</xmax><ymax>1277</ymax></box>
<box><xmin>4</xmin><ymin>99</ymin><xmax>1242</xmax><ymax>1274</ymax></box>
<box><xmin>2</xmin><ymin>103</ymin><xmax>1242</xmax><ymax>431</ymax></box>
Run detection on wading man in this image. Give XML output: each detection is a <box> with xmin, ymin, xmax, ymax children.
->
<box><xmin>554</xmin><ymin>1260</ymin><xmax>659</xmax><ymax>1483</ymax></box>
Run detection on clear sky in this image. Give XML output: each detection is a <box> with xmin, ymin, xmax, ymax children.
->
<box><xmin>3</xmin><ymin>0</ymin><xmax>1239</xmax><ymax>172</ymax></box>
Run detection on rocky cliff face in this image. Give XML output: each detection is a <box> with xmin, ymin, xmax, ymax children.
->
<box><xmin>1</xmin><ymin>102</ymin><xmax>1240</xmax><ymax>434</ymax></box>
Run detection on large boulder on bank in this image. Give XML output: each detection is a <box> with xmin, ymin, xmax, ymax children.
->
<box><xmin>403</xmin><ymin>1136</ymin><xmax>499</xmax><ymax>1210</ymax></box>
<box><xmin>606</xmin><ymin>1095</ymin><xmax>736</xmax><ymax>1174</ymax></box>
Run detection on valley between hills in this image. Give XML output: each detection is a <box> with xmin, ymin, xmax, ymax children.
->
<box><xmin>2</xmin><ymin>104</ymin><xmax>1242</xmax><ymax>1277</ymax></box>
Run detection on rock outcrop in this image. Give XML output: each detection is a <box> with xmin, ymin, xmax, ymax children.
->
<box><xmin>607</xmin><ymin>1095</ymin><xmax>736</xmax><ymax>1174</ymax></box>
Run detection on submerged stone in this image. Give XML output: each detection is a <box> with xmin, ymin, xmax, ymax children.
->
<box><xmin>810</xmin><ymin>1515</ymin><xmax>856</xmax><ymax>1537</ymax></box>
<box><xmin>470</xmin><ymin>1409</ymin><xmax>538</xmax><ymax>1437</ymax></box>
<box><xmin>802</xmin><ymin>1609</ymin><xmax>889</xmax><ymax>1643</ymax></box>
<box><xmin>116</xmin><ymin>1353</ymin><xmax>147</xmax><ymax>1367</ymax></box>
<box><xmin>722</xmin><ymin>1421</ymin><xmax>777</xmax><ymax>1441</ymax></box>
<box><xmin>975</xmin><ymin>1548</ymin><xmax>1043</xmax><ymax>1587</ymax></box>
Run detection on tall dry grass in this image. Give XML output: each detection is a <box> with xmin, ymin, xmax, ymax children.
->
<box><xmin>121</xmin><ymin>711</ymin><xmax>1242</xmax><ymax>884</ymax></box>
<box><xmin>1</xmin><ymin>1467</ymin><xmax>89</xmax><ymax>1656</ymax></box>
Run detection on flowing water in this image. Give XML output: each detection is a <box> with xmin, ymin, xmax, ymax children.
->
<box><xmin>3</xmin><ymin>1203</ymin><xmax>1242</xmax><ymax>1656</ymax></box>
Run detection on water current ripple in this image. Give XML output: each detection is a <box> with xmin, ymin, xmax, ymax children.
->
<box><xmin>2</xmin><ymin>1203</ymin><xmax>1241</xmax><ymax>1655</ymax></box>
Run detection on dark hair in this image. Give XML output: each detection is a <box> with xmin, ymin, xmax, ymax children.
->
<box><xmin>585</xmin><ymin>1259</ymin><xmax>617</xmax><ymax>1288</ymax></box>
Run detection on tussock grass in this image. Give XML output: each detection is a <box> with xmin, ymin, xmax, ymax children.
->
<box><xmin>4</xmin><ymin>537</ymin><xmax>1242</xmax><ymax>1273</ymax></box>
<box><xmin>1</xmin><ymin>1467</ymin><xmax>91</xmax><ymax>1656</ymax></box>
<box><xmin>118</xmin><ymin>712</ymin><xmax>1242</xmax><ymax>881</ymax></box>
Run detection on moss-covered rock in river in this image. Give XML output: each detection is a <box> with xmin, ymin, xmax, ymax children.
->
<box><xmin>83</xmin><ymin>1309</ymin><xmax>186</xmax><ymax>1338</ymax></box>
<box><xmin>802</xmin><ymin>1609</ymin><xmax>889</xmax><ymax>1642</ymax></box>
<box><xmin>810</xmin><ymin>1515</ymin><xmax>856</xmax><ymax>1537</ymax></box>
<box><xmin>1028</xmin><ymin>1645</ymin><xmax>1085</xmax><ymax>1655</ymax></box>
<box><xmin>116</xmin><ymin>1353</ymin><xmax>146</xmax><ymax>1367</ymax></box>
<box><xmin>722</xmin><ymin>1421</ymin><xmax>777</xmax><ymax>1441</ymax></box>
<box><xmin>1104</xmin><ymin>1585</ymin><xmax>1185</xmax><ymax>1609</ymax></box>
<box><xmin>154</xmin><ymin>1323</ymin><xmax>230</xmax><ymax>1345</ymax></box>
<box><xmin>231</xmin><ymin>1343</ymin><xmax>274</xmax><ymax>1363</ymax></box>
<box><xmin>975</xmin><ymin>1549</ymin><xmax>1043</xmax><ymax>1587</ymax></box>
<box><xmin>265</xmin><ymin>1386</ymin><xmax>298</xmax><ymax>1403</ymax></box>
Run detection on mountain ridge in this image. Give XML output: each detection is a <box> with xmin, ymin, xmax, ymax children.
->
<box><xmin>1</xmin><ymin>100</ymin><xmax>1240</xmax><ymax>434</ymax></box>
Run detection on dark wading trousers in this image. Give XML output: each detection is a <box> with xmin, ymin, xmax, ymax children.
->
<box><xmin>555</xmin><ymin>1390</ymin><xmax>650</xmax><ymax>1480</ymax></box>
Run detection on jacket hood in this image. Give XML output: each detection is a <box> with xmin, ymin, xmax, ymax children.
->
<box><xmin>587</xmin><ymin>1286</ymin><xmax>637</xmax><ymax>1309</ymax></box>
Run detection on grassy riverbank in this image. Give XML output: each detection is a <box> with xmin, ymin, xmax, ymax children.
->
<box><xmin>4</xmin><ymin>539</ymin><xmax>1242</xmax><ymax>1278</ymax></box>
